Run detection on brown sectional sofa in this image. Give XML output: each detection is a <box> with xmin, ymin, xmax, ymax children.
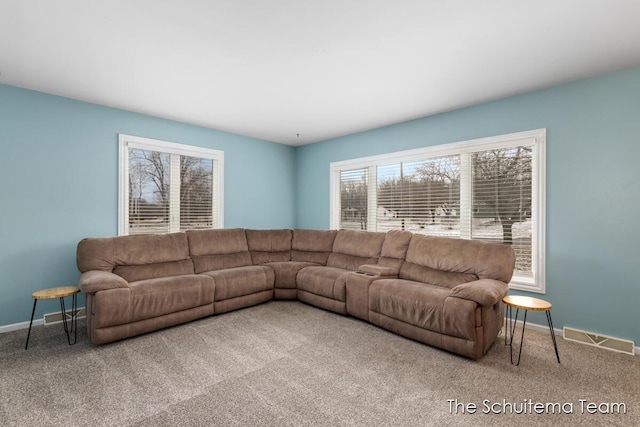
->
<box><xmin>77</xmin><ymin>228</ymin><xmax>515</xmax><ymax>359</ymax></box>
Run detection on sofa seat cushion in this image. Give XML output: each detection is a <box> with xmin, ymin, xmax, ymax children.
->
<box><xmin>201</xmin><ymin>266</ymin><xmax>275</xmax><ymax>301</ymax></box>
<box><xmin>369</xmin><ymin>279</ymin><xmax>478</xmax><ymax>340</ymax></box>
<box><xmin>129</xmin><ymin>274</ymin><xmax>215</xmax><ymax>323</ymax></box>
<box><xmin>297</xmin><ymin>266</ymin><xmax>350</xmax><ymax>302</ymax></box>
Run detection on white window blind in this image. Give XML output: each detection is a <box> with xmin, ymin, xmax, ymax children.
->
<box><xmin>377</xmin><ymin>155</ymin><xmax>460</xmax><ymax>236</ymax></box>
<box><xmin>330</xmin><ymin>129</ymin><xmax>546</xmax><ymax>293</ymax></box>
<box><xmin>128</xmin><ymin>148</ymin><xmax>171</xmax><ymax>234</ymax></box>
<box><xmin>471</xmin><ymin>147</ymin><xmax>533</xmax><ymax>278</ymax></box>
<box><xmin>337</xmin><ymin>168</ymin><xmax>368</xmax><ymax>230</ymax></box>
<box><xmin>119</xmin><ymin>135</ymin><xmax>224</xmax><ymax>235</ymax></box>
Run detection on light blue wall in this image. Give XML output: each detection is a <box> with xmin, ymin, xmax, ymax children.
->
<box><xmin>0</xmin><ymin>84</ymin><xmax>296</xmax><ymax>327</ymax></box>
<box><xmin>295</xmin><ymin>66</ymin><xmax>640</xmax><ymax>346</ymax></box>
<box><xmin>3</xmin><ymin>67</ymin><xmax>640</xmax><ymax>347</ymax></box>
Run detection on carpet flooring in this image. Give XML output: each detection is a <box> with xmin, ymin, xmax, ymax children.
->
<box><xmin>0</xmin><ymin>301</ymin><xmax>638</xmax><ymax>426</ymax></box>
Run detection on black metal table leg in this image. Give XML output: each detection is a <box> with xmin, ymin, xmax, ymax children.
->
<box><xmin>59</xmin><ymin>294</ymin><xmax>77</xmax><ymax>345</ymax></box>
<box><xmin>508</xmin><ymin>307</ymin><xmax>527</xmax><ymax>366</ymax></box>
<box><xmin>504</xmin><ymin>304</ymin><xmax>510</xmax><ymax>346</ymax></box>
<box><xmin>546</xmin><ymin>310</ymin><xmax>560</xmax><ymax>363</ymax></box>
<box><xmin>515</xmin><ymin>310</ymin><xmax>528</xmax><ymax>366</ymax></box>
<box><xmin>60</xmin><ymin>297</ymin><xmax>68</xmax><ymax>335</ymax></box>
<box><xmin>25</xmin><ymin>299</ymin><xmax>38</xmax><ymax>350</ymax></box>
<box><xmin>506</xmin><ymin>305</ymin><xmax>528</xmax><ymax>366</ymax></box>
<box><xmin>71</xmin><ymin>292</ymin><xmax>77</xmax><ymax>345</ymax></box>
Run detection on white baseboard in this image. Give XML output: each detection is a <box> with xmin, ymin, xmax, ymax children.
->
<box><xmin>508</xmin><ymin>318</ymin><xmax>639</xmax><ymax>357</ymax></box>
<box><xmin>0</xmin><ymin>319</ymin><xmax>44</xmax><ymax>333</ymax></box>
<box><xmin>0</xmin><ymin>307</ymin><xmax>86</xmax><ymax>333</ymax></box>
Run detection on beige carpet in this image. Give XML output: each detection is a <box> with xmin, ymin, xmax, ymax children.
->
<box><xmin>0</xmin><ymin>301</ymin><xmax>638</xmax><ymax>426</ymax></box>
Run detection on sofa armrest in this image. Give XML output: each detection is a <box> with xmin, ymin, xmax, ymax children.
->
<box><xmin>356</xmin><ymin>264</ymin><xmax>398</xmax><ymax>277</ymax></box>
<box><xmin>449</xmin><ymin>279</ymin><xmax>508</xmax><ymax>306</ymax></box>
<box><xmin>79</xmin><ymin>270</ymin><xmax>129</xmax><ymax>294</ymax></box>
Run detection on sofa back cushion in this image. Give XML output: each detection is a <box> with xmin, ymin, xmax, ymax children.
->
<box><xmin>327</xmin><ymin>230</ymin><xmax>385</xmax><ymax>271</ymax></box>
<box><xmin>377</xmin><ymin>230</ymin><xmax>413</xmax><ymax>271</ymax></box>
<box><xmin>246</xmin><ymin>229</ymin><xmax>292</xmax><ymax>264</ymax></box>
<box><xmin>187</xmin><ymin>228</ymin><xmax>252</xmax><ymax>273</ymax></box>
<box><xmin>291</xmin><ymin>229</ymin><xmax>338</xmax><ymax>264</ymax></box>
<box><xmin>77</xmin><ymin>233</ymin><xmax>194</xmax><ymax>282</ymax></box>
<box><xmin>399</xmin><ymin>234</ymin><xmax>515</xmax><ymax>288</ymax></box>
<box><xmin>474</xmin><ymin>240</ymin><xmax>516</xmax><ymax>283</ymax></box>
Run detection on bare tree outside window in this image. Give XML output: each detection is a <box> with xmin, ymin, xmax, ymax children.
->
<box><xmin>376</xmin><ymin>156</ymin><xmax>460</xmax><ymax>235</ymax></box>
<box><xmin>180</xmin><ymin>156</ymin><xmax>213</xmax><ymax>230</ymax></box>
<box><xmin>472</xmin><ymin>147</ymin><xmax>533</xmax><ymax>272</ymax></box>
<box><xmin>128</xmin><ymin>149</ymin><xmax>170</xmax><ymax>234</ymax></box>
<box><xmin>413</xmin><ymin>156</ymin><xmax>460</xmax><ymax>232</ymax></box>
<box><xmin>339</xmin><ymin>168</ymin><xmax>368</xmax><ymax>230</ymax></box>
<box><xmin>128</xmin><ymin>149</ymin><xmax>214</xmax><ymax>234</ymax></box>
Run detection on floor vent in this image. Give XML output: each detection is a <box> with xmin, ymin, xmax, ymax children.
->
<box><xmin>563</xmin><ymin>327</ymin><xmax>635</xmax><ymax>356</ymax></box>
<box><xmin>43</xmin><ymin>307</ymin><xmax>86</xmax><ymax>325</ymax></box>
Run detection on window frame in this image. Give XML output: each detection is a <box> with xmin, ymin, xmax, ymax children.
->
<box><xmin>118</xmin><ymin>134</ymin><xmax>224</xmax><ymax>236</ymax></box>
<box><xmin>330</xmin><ymin>129</ymin><xmax>546</xmax><ymax>293</ymax></box>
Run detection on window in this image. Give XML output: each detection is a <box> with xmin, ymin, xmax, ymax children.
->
<box><xmin>118</xmin><ymin>134</ymin><xmax>224</xmax><ymax>235</ymax></box>
<box><xmin>330</xmin><ymin>129</ymin><xmax>546</xmax><ymax>293</ymax></box>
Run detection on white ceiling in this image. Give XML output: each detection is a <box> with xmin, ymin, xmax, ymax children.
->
<box><xmin>2</xmin><ymin>1</ymin><xmax>640</xmax><ymax>146</ymax></box>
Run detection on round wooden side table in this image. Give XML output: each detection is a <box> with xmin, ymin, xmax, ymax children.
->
<box><xmin>503</xmin><ymin>295</ymin><xmax>560</xmax><ymax>366</ymax></box>
<box><xmin>25</xmin><ymin>286</ymin><xmax>80</xmax><ymax>350</ymax></box>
